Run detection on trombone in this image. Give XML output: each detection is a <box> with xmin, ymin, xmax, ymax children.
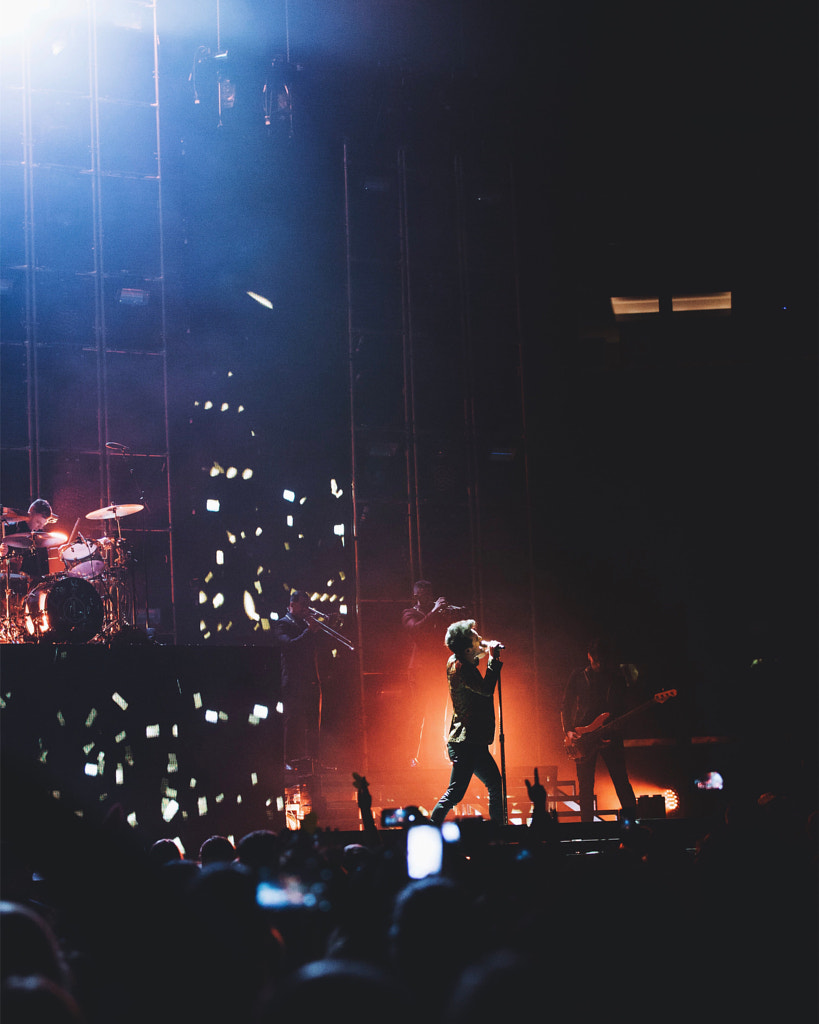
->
<box><xmin>308</xmin><ymin>606</ymin><xmax>355</xmax><ymax>651</ymax></box>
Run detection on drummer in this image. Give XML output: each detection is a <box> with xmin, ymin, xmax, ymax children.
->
<box><xmin>1</xmin><ymin>498</ymin><xmax>55</xmax><ymax>582</ymax></box>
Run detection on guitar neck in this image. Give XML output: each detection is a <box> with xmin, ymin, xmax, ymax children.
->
<box><xmin>598</xmin><ymin>697</ymin><xmax>661</xmax><ymax>737</ymax></box>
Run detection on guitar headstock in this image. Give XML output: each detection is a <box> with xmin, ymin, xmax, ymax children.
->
<box><xmin>653</xmin><ymin>689</ymin><xmax>677</xmax><ymax>704</ymax></box>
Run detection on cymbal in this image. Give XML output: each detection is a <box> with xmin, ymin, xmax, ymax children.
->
<box><xmin>1</xmin><ymin>507</ymin><xmax>30</xmax><ymax>522</ymax></box>
<box><xmin>4</xmin><ymin>530</ymin><xmax>67</xmax><ymax>549</ymax></box>
<box><xmin>86</xmin><ymin>503</ymin><xmax>144</xmax><ymax>520</ymax></box>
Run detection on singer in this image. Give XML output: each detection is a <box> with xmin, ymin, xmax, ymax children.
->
<box><xmin>429</xmin><ymin>619</ymin><xmax>504</xmax><ymax>826</ymax></box>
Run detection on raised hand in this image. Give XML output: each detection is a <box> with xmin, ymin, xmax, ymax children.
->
<box><xmin>352</xmin><ymin>772</ymin><xmax>376</xmax><ymax>830</ymax></box>
<box><xmin>525</xmin><ymin>767</ymin><xmax>547</xmax><ymax>808</ymax></box>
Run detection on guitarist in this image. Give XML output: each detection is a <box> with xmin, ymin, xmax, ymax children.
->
<box><xmin>561</xmin><ymin>636</ymin><xmax>637</xmax><ymax>823</ymax></box>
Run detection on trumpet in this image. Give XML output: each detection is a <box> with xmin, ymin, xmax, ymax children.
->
<box><xmin>308</xmin><ymin>607</ymin><xmax>355</xmax><ymax>651</ymax></box>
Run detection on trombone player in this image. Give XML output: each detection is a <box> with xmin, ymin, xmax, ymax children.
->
<box><xmin>307</xmin><ymin>603</ymin><xmax>354</xmax><ymax>650</ymax></box>
<box><xmin>271</xmin><ymin>589</ymin><xmax>326</xmax><ymax>773</ymax></box>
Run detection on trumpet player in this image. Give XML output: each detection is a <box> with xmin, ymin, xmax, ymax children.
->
<box><xmin>271</xmin><ymin>589</ymin><xmax>325</xmax><ymax>773</ymax></box>
<box><xmin>402</xmin><ymin>580</ymin><xmax>467</xmax><ymax>768</ymax></box>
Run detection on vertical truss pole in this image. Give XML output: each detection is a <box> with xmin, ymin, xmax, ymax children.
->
<box><xmin>343</xmin><ymin>140</ymin><xmax>368</xmax><ymax>772</ymax></box>
<box><xmin>453</xmin><ymin>155</ymin><xmax>483</xmax><ymax>620</ymax></box>
<box><xmin>508</xmin><ymin>161</ymin><xmax>542</xmax><ymax>762</ymax></box>
<box><xmin>398</xmin><ymin>148</ymin><xmax>422</xmax><ymax>581</ymax></box>
<box><xmin>88</xmin><ymin>0</ymin><xmax>108</xmax><ymax>507</ymax></box>
<box><xmin>20</xmin><ymin>31</ymin><xmax>38</xmax><ymax>496</ymax></box>
<box><xmin>150</xmin><ymin>0</ymin><xmax>175</xmax><ymax>640</ymax></box>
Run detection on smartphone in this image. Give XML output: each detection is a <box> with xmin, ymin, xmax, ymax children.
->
<box><xmin>406</xmin><ymin>823</ymin><xmax>443</xmax><ymax>879</ymax></box>
<box><xmin>382</xmin><ymin>807</ymin><xmax>408</xmax><ymax>828</ymax></box>
<box><xmin>381</xmin><ymin>805</ymin><xmax>424</xmax><ymax>828</ymax></box>
<box><xmin>256</xmin><ymin>878</ymin><xmax>308</xmax><ymax>909</ymax></box>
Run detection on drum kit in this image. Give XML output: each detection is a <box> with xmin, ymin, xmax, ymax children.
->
<box><xmin>0</xmin><ymin>502</ymin><xmax>144</xmax><ymax>644</ymax></box>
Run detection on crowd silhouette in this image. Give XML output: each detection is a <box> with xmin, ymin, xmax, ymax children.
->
<box><xmin>1</xmin><ymin>755</ymin><xmax>816</xmax><ymax>1024</ymax></box>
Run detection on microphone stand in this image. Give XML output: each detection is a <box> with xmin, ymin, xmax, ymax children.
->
<box><xmin>496</xmin><ymin>664</ymin><xmax>508</xmax><ymax>826</ymax></box>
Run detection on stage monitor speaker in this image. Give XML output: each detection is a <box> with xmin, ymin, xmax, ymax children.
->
<box><xmin>637</xmin><ymin>794</ymin><xmax>667</xmax><ymax>819</ymax></box>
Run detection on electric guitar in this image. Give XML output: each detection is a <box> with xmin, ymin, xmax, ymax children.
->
<box><xmin>564</xmin><ymin>689</ymin><xmax>678</xmax><ymax>762</ymax></box>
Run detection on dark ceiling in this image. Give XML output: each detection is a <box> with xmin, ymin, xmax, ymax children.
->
<box><xmin>160</xmin><ymin>1</ymin><xmax>816</xmax><ymax>320</ymax></box>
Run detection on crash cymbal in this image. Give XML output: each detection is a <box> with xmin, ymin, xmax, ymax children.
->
<box><xmin>86</xmin><ymin>503</ymin><xmax>144</xmax><ymax>520</ymax></box>
<box><xmin>4</xmin><ymin>530</ymin><xmax>67</xmax><ymax>549</ymax></box>
<box><xmin>1</xmin><ymin>507</ymin><xmax>30</xmax><ymax>522</ymax></box>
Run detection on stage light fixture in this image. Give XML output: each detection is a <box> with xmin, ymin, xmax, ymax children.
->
<box><xmin>263</xmin><ymin>58</ymin><xmax>293</xmax><ymax>133</ymax></box>
<box><xmin>118</xmin><ymin>287</ymin><xmax>150</xmax><ymax>306</ymax></box>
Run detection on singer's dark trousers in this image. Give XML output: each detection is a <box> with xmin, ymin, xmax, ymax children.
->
<box><xmin>430</xmin><ymin>741</ymin><xmax>503</xmax><ymax>824</ymax></box>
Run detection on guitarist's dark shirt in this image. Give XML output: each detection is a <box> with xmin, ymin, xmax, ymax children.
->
<box><xmin>561</xmin><ymin>664</ymin><xmax>632</xmax><ymax>736</ymax></box>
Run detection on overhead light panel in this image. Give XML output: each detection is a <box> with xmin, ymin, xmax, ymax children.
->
<box><xmin>672</xmin><ymin>292</ymin><xmax>731</xmax><ymax>312</ymax></box>
<box><xmin>611</xmin><ymin>292</ymin><xmax>731</xmax><ymax>318</ymax></box>
<box><xmin>610</xmin><ymin>296</ymin><xmax>660</xmax><ymax>317</ymax></box>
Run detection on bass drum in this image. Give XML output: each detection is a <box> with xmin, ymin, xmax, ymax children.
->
<box><xmin>24</xmin><ymin>575</ymin><xmax>104</xmax><ymax>643</ymax></box>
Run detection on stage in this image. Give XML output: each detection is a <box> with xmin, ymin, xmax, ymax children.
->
<box><xmin>1</xmin><ymin>642</ymin><xmax>732</xmax><ymax>858</ymax></box>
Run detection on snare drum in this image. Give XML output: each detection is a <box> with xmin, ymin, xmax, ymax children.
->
<box><xmin>24</xmin><ymin>575</ymin><xmax>104</xmax><ymax>643</ymax></box>
<box><xmin>62</xmin><ymin>540</ymin><xmax>104</xmax><ymax>579</ymax></box>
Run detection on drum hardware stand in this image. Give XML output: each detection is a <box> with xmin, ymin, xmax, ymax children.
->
<box><xmin>0</xmin><ymin>508</ymin><xmax>52</xmax><ymax>643</ymax></box>
<box><xmin>96</xmin><ymin>558</ymin><xmax>135</xmax><ymax>639</ymax></box>
<box><xmin>0</xmin><ymin>556</ymin><xmax>26</xmax><ymax>643</ymax></box>
<box><xmin>0</xmin><ymin>512</ymin><xmax>21</xmax><ymax>642</ymax></box>
<box><xmin>105</xmin><ymin>442</ymin><xmax>152</xmax><ymax>638</ymax></box>
<box><xmin>0</xmin><ymin>519</ymin><xmax>12</xmax><ymax>642</ymax></box>
<box><xmin>84</xmin><ymin>503</ymin><xmax>143</xmax><ymax>641</ymax></box>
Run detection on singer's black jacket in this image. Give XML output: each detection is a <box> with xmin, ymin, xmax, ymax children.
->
<box><xmin>444</xmin><ymin>653</ymin><xmax>502</xmax><ymax>746</ymax></box>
